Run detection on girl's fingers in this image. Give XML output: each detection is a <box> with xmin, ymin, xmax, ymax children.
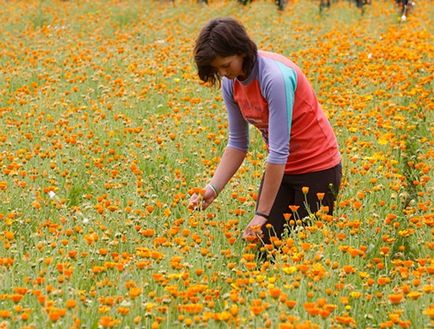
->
<box><xmin>188</xmin><ymin>192</ymin><xmax>215</xmax><ymax>210</ymax></box>
<box><xmin>201</xmin><ymin>198</ymin><xmax>212</xmax><ymax>210</ymax></box>
<box><xmin>242</xmin><ymin>229</ymin><xmax>259</xmax><ymax>242</ymax></box>
<box><xmin>188</xmin><ymin>194</ymin><xmax>208</xmax><ymax>210</ymax></box>
<box><xmin>242</xmin><ymin>227</ymin><xmax>253</xmax><ymax>239</ymax></box>
<box><xmin>188</xmin><ymin>194</ymin><xmax>200</xmax><ymax>209</ymax></box>
<box><xmin>242</xmin><ymin>224</ymin><xmax>264</xmax><ymax>241</ymax></box>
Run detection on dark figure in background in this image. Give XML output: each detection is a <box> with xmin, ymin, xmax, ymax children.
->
<box><xmin>320</xmin><ymin>0</ymin><xmax>331</xmax><ymax>12</ymax></box>
<box><xmin>355</xmin><ymin>0</ymin><xmax>371</xmax><ymax>14</ymax></box>
<box><xmin>238</xmin><ymin>0</ymin><xmax>287</xmax><ymax>11</ymax></box>
<box><xmin>275</xmin><ymin>0</ymin><xmax>288</xmax><ymax>11</ymax></box>
<box><xmin>396</xmin><ymin>0</ymin><xmax>414</xmax><ymax>19</ymax></box>
<box><xmin>320</xmin><ymin>0</ymin><xmax>370</xmax><ymax>14</ymax></box>
<box><xmin>160</xmin><ymin>0</ymin><xmax>207</xmax><ymax>4</ymax></box>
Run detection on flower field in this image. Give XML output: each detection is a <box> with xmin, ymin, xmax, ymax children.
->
<box><xmin>0</xmin><ymin>0</ymin><xmax>433</xmax><ymax>328</ymax></box>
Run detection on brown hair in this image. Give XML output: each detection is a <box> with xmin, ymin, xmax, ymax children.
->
<box><xmin>194</xmin><ymin>17</ymin><xmax>257</xmax><ymax>86</ymax></box>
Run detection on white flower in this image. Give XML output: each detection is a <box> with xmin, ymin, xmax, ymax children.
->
<box><xmin>83</xmin><ymin>218</ymin><xmax>90</xmax><ymax>224</ymax></box>
<box><xmin>368</xmin><ymin>53</ymin><xmax>372</xmax><ymax>59</ymax></box>
<box><xmin>401</xmin><ymin>15</ymin><xmax>407</xmax><ymax>22</ymax></box>
<box><xmin>48</xmin><ymin>191</ymin><xmax>56</xmax><ymax>199</ymax></box>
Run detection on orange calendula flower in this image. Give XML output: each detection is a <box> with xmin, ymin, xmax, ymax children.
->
<box><xmin>244</xmin><ymin>262</ymin><xmax>256</xmax><ymax>270</ymax></box>
<box><xmin>342</xmin><ymin>265</ymin><xmax>356</xmax><ymax>274</ymax></box>
<box><xmin>377</xmin><ymin>276</ymin><xmax>391</xmax><ymax>286</ymax></box>
<box><xmin>423</xmin><ymin>305</ymin><xmax>434</xmax><ymax>319</ymax></box>
<box><xmin>407</xmin><ymin>291</ymin><xmax>422</xmax><ymax>300</ymax></box>
<box><xmin>316</xmin><ymin>192</ymin><xmax>325</xmax><ymax>201</ymax></box>
<box><xmin>388</xmin><ymin>293</ymin><xmax>404</xmax><ymax>304</ymax></box>
<box><xmin>242</xmin><ymin>253</ymin><xmax>255</xmax><ymax>262</ymax></box>
<box><xmin>14</xmin><ymin>287</ymin><xmax>28</xmax><ymax>295</ymax></box>
<box><xmin>335</xmin><ymin>315</ymin><xmax>356</xmax><ymax>325</ymax></box>
<box><xmin>129</xmin><ymin>287</ymin><xmax>142</xmax><ymax>299</ymax></box>
<box><xmin>0</xmin><ymin>310</ymin><xmax>12</xmax><ymax>318</ymax></box>
<box><xmin>99</xmin><ymin>316</ymin><xmax>120</xmax><ymax>328</ymax></box>
<box><xmin>47</xmin><ymin>308</ymin><xmax>66</xmax><ymax>322</ymax></box>
<box><xmin>10</xmin><ymin>294</ymin><xmax>23</xmax><ymax>303</ymax></box>
<box><xmin>269</xmin><ymin>287</ymin><xmax>281</xmax><ymax>299</ymax></box>
<box><xmin>285</xmin><ymin>300</ymin><xmax>296</xmax><ymax>309</ymax></box>
<box><xmin>117</xmin><ymin>306</ymin><xmax>130</xmax><ymax>315</ymax></box>
<box><xmin>66</xmin><ymin>299</ymin><xmax>77</xmax><ymax>309</ymax></box>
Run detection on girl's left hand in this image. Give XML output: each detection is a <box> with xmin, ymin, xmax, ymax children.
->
<box><xmin>242</xmin><ymin>215</ymin><xmax>267</xmax><ymax>240</ymax></box>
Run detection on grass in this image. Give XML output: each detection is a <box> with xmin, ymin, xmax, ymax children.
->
<box><xmin>0</xmin><ymin>0</ymin><xmax>432</xmax><ymax>328</ymax></box>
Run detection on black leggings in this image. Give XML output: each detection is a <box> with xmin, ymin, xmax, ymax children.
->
<box><xmin>258</xmin><ymin>163</ymin><xmax>342</xmax><ymax>245</ymax></box>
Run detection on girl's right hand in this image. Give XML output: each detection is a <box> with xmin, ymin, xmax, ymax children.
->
<box><xmin>188</xmin><ymin>186</ymin><xmax>217</xmax><ymax>210</ymax></box>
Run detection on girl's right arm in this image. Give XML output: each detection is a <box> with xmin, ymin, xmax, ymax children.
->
<box><xmin>189</xmin><ymin>78</ymin><xmax>249</xmax><ymax>210</ymax></box>
<box><xmin>189</xmin><ymin>146</ymin><xmax>246</xmax><ymax>210</ymax></box>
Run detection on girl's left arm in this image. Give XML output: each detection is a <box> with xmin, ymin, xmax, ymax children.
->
<box><xmin>256</xmin><ymin>163</ymin><xmax>285</xmax><ymax>215</ymax></box>
<box><xmin>258</xmin><ymin>64</ymin><xmax>297</xmax><ymax>214</ymax></box>
<box><xmin>242</xmin><ymin>162</ymin><xmax>285</xmax><ymax>238</ymax></box>
<box><xmin>243</xmin><ymin>63</ymin><xmax>297</xmax><ymax>238</ymax></box>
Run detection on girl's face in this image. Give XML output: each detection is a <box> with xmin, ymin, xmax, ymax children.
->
<box><xmin>211</xmin><ymin>54</ymin><xmax>245</xmax><ymax>80</ymax></box>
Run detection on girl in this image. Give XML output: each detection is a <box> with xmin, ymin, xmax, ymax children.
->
<box><xmin>189</xmin><ymin>17</ymin><xmax>342</xmax><ymax>246</ymax></box>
